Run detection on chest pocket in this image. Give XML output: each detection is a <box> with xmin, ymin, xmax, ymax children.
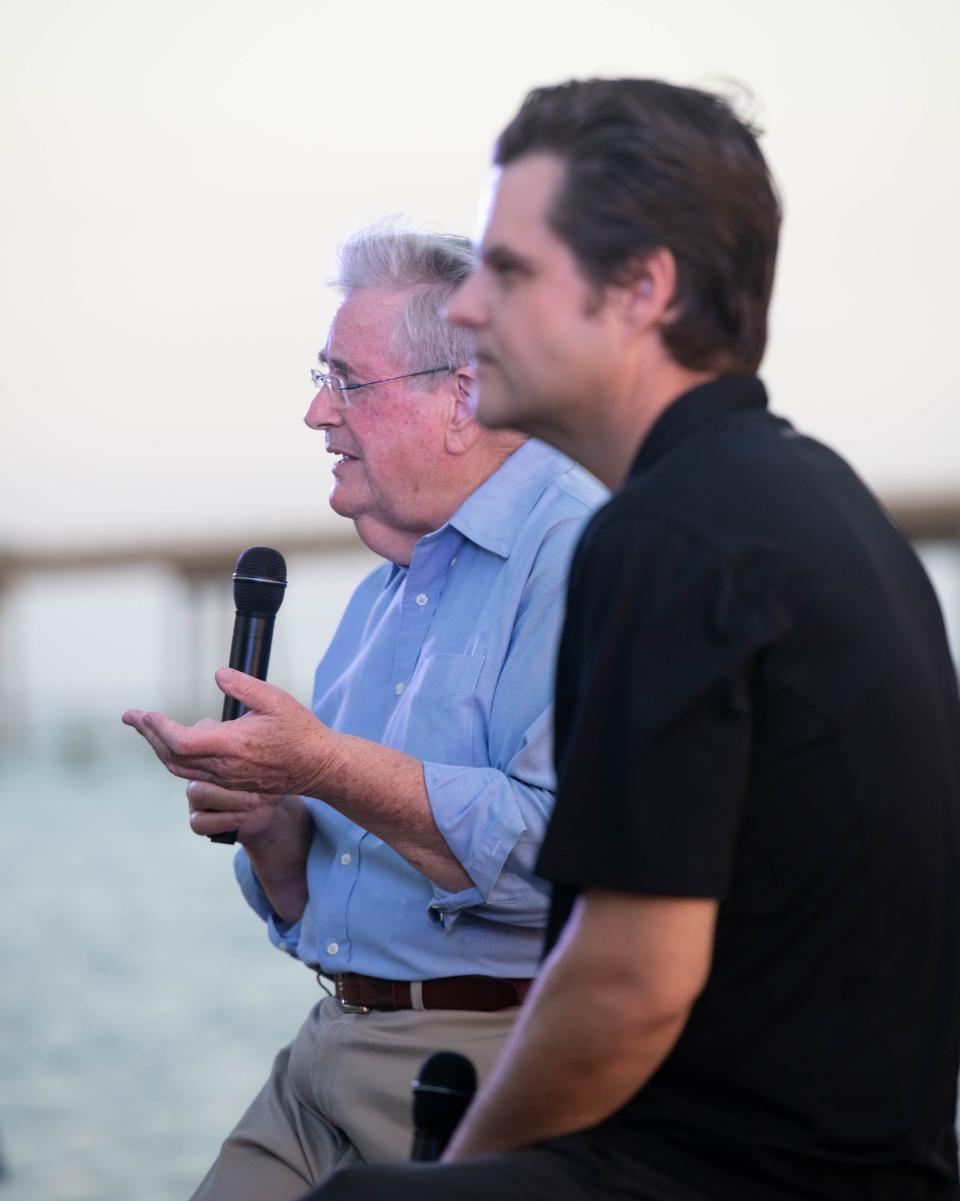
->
<box><xmin>402</xmin><ymin>653</ymin><xmax>485</xmax><ymax>762</ymax></box>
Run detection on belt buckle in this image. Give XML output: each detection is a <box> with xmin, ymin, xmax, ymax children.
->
<box><xmin>337</xmin><ymin>998</ymin><xmax>371</xmax><ymax>1014</ymax></box>
<box><xmin>331</xmin><ymin>974</ymin><xmax>370</xmax><ymax>1014</ymax></box>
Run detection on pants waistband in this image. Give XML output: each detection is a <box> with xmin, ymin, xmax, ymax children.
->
<box><xmin>330</xmin><ymin>972</ymin><xmax>533</xmax><ymax>1012</ymax></box>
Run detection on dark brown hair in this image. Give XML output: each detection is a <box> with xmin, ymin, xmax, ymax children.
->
<box><xmin>495</xmin><ymin>79</ymin><xmax>781</xmax><ymax>375</ymax></box>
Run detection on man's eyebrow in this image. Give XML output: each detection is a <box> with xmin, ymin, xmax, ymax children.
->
<box><xmin>317</xmin><ymin>351</ymin><xmax>352</xmax><ymax>376</ymax></box>
<box><xmin>482</xmin><ymin>243</ymin><xmax>534</xmax><ymax>273</ymax></box>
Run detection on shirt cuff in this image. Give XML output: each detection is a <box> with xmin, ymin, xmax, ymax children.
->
<box><xmin>427</xmin><ymin>882</ymin><xmax>485</xmax><ymax>928</ymax></box>
<box><xmin>422</xmin><ymin>762</ymin><xmax>528</xmax><ymax>908</ymax></box>
<box><xmin>234</xmin><ymin>847</ymin><xmax>303</xmax><ymax>955</ymax></box>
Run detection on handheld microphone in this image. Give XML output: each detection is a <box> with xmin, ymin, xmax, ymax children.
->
<box><xmin>209</xmin><ymin>545</ymin><xmax>287</xmax><ymax>845</ymax></box>
<box><xmin>410</xmin><ymin>1051</ymin><xmax>477</xmax><ymax>1162</ymax></box>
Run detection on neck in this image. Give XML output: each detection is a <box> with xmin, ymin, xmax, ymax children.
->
<box><xmin>352</xmin><ymin>518</ymin><xmax>423</xmax><ymax>566</ymax></box>
<box><xmin>553</xmin><ymin>365</ymin><xmax>717</xmax><ymax>490</ymax></box>
<box><xmin>355</xmin><ymin>438</ymin><xmax>524</xmax><ymax>566</ymax></box>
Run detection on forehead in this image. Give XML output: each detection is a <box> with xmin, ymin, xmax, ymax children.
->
<box><xmin>324</xmin><ymin>287</ymin><xmax>408</xmax><ymax>365</ymax></box>
<box><xmin>480</xmin><ymin>153</ymin><xmax>568</xmax><ymax>253</ymax></box>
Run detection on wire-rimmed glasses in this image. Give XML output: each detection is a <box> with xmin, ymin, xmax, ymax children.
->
<box><xmin>310</xmin><ymin>365</ymin><xmax>455</xmax><ymax>406</ymax></box>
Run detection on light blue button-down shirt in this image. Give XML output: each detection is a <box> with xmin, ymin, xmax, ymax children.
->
<box><xmin>236</xmin><ymin>439</ymin><xmax>606</xmax><ymax>979</ymax></box>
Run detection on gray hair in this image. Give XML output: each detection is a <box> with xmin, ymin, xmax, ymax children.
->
<box><xmin>331</xmin><ymin>225</ymin><xmax>476</xmax><ymax>387</ymax></box>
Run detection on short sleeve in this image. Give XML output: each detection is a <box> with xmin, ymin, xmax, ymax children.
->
<box><xmin>537</xmin><ymin>511</ymin><xmax>787</xmax><ymax>900</ymax></box>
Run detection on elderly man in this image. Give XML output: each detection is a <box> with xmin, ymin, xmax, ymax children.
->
<box><xmin>122</xmin><ymin>227</ymin><xmax>605</xmax><ymax>1200</ymax></box>
<box><xmin>308</xmin><ymin>80</ymin><xmax>960</xmax><ymax>1201</ymax></box>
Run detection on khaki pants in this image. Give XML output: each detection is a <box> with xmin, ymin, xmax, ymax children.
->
<box><xmin>189</xmin><ymin>994</ymin><xmax>520</xmax><ymax>1201</ymax></box>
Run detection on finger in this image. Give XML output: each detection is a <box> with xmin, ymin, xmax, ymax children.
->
<box><xmin>122</xmin><ymin>711</ymin><xmax>189</xmax><ymax>773</ymax></box>
<box><xmin>188</xmin><ymin>808</ymin><xmax>247</xmax><ymax>837</ymax></box>
<box><xmin>141</xmin><ymin>711</ymin><xmax>224</xmax><ymax>758</ymax></box>
<box><xmin>124</xmin><ymin>710</ymin><xmax>225</xmax><ymax>784</ymax></box>
<box><xmin>162</xmin><ymin>759</ymin><xmax>216</xmax><ymax>784</ymax></box>
<box><xmin>215</xmin><ymin>668</ymin><xmax>288</xmax><ymax>716</ymax></box>
<box><xmin>186</xmin><ymin>780</ymin><xmax>260</xmax><ymax>812</ymax></box>
<box><xmin>129</xmin><ymin>716</ymin><xmax>178</xmax><ymax>765</ymax></box>
<box><xmin>134</xmin><ymin>726</ymin><xmax>217</xmax><ymax>781</ymax></box>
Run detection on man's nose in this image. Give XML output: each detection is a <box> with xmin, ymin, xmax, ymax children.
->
<box><xmin>304</xmin><ymin>386</ymin><xmax>343</xmax><ymax>430</ymax></box>
<box><xmin>446</xmin><ymin>271</ymin><xmax>485</xmax><ymax>330</ymax></box>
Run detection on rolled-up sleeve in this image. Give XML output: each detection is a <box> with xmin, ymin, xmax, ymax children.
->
<box><xmin>423</xmin><ymin>770</ymin><xmax>554</xmax><ymax>925</ymax></box>
<box><xmin>234</xmin><ymin>848</ymin><xmax>303</xmax><ymax>955</ymax></box>
<box><xmin>423</xmin><ymin>558</ymin><xmax>570</xmax><ymax>927</ymax></box>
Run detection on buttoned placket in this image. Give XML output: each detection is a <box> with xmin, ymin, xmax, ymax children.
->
<box><xmin>321</xmin><ymin>827</ymin><xmax>361</xmax><ymax>966</ymax></box>
<box><xmin>322</xmin><ymin>532</ymin><xmax>459</xmax><ymax>969</ymax></box>
<box><xmin>388</xmin><ymin>530</ymin><xmax>457</xmax><ymax>699</ymax></box>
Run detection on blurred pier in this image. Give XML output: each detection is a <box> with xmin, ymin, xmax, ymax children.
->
<box><xmin>0</xmin><ymin>527</ymin><xmax>361</xmax><ymax>583</ymax></box>
<box><xmin>0</xmin><ymin>526</ymin><xmax>375</xmax><ymax>761</ymax></box>
<box><xmin>0</xmin><ymin>493</ymin><xmax>958</xmax><ymax>761</ymax></box>
<box><xmin>3</xmin><ymin>491</ymin><xmax>956</xmax><ymax>584</ymax></box>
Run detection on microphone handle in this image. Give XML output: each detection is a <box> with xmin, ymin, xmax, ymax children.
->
<box><xmin>411</xmin><ymin>1130</ymin><xmax>447</xmax><ymax>1163</ymax></box>
<box><xmin>209</xmin><ymin>611</ymin><xmax>276</xmax><ymax>844</ymax></box>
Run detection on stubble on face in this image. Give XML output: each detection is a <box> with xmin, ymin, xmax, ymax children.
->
<box><xmin>452</xmin><ymin>155</ymin><xmax>614</xmax><ymax>443</ymax></box>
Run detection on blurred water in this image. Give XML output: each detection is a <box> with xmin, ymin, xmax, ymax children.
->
<box><xmin>0</xmin><ymin>748</ymin><xmax>318</xmax><ymax>1201</ymax></box>
<box><xmin>1</xmin><ymin>542</ymin><xmax>958</xmax><ymax>1200</ymax></box>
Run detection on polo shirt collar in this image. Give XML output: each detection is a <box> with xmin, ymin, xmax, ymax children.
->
<box><xmin>630</xmin><ymin>374</ymin><xmax>768</xmax><ymax>478</ymax></box>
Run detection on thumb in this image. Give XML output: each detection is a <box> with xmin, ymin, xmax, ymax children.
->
<box><xmin>215</xmin><ymin>668</ymin><xmax>284</xmax><ymax>714</ymax></box>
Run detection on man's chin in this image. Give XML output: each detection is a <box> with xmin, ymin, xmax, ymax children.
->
<box><xmin>474</xmin><ymin>382</ymin><xmax>527</xmax><ymax>432</ymax></box>
<box><xmin>328</xmin><ymin>486</ymin><xmax>358</xmax><ymax>520</ymax></box>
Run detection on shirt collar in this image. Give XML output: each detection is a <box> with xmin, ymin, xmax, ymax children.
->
<box><xmin>438</xmin><ymin>438</ymin><xmax>576</xmax><ymax>559</ymax></box>
<box><xmin>630</xmin><ymin>374</ymin><xmax>768</xmax><ymax>478</ymax></box>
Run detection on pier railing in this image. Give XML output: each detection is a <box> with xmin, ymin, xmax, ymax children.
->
<box><xmin>1</xmin><ymin>493</ymin><xmax>957</xmax><ymax>757</ymax></box>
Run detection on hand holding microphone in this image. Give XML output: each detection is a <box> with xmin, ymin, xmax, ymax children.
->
<box><xmin>210</xmin><ymin>547</ymin><xmax>287</xmax><ymax>843</ymax></box>
<box><xmin>122</xmin><ymin>546</ymin><xmax>341</xmax><ymax>818</ymax></box>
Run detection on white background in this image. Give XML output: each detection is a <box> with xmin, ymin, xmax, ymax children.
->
<box><xmin>2</xmin><ymin>0</ymin><xmax>958</xmax><ymax>557</ymax></box>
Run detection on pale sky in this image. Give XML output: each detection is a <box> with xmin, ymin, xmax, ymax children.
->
<box><xmin>2</xmin><ymin>0</ymin><xmax>958</xmax><ymax>554</ymax></box>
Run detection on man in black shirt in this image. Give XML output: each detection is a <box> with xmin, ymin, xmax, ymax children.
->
<box><xmin>307</xmin><ymin>78</ymin><xmax>960</xmax><ymax>1201</ymax></box>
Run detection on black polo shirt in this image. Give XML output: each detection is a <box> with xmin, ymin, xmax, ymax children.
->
<box><xmin>538</xmin><ymin>375</ymin><xmax>960</xmax><ymax>1200</ymax></box>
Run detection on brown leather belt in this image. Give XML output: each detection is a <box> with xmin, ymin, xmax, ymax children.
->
<box><xmin>331</xmin><ymin>972</ymin><xmax>533</xmax><ymax>1013</ymax></box>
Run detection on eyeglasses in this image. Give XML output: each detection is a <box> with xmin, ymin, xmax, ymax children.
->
<box><xmin>310</xmin><ymin>364</ymin><xmax>455</xmax><ymax>406</ymax></box>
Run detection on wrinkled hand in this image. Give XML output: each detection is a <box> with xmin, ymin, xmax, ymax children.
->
<box><xmin>121</xmin><ymin>667</ymin><xmax>340</xmax><ymax>797</ymax></box>
<box><xmin>184</xmin><ymin>779</ymin><xmax>291</xmax><ymax>842</ymax></box>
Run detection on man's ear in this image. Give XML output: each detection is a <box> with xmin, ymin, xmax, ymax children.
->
<box><xmin>619</xmin><ymin>247</ymin><xmax>678</xmax><ymax>333</ymax></box>
<box><xmin>444</xmin><ymin>366</ymin><xmax>480</xmax><ymax>454</ymax></box>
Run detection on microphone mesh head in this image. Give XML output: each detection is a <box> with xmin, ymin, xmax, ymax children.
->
<box><xmin>232</xmin><ymin>547</ymin><xmax>287</xmax><ymax>615</ymax></box>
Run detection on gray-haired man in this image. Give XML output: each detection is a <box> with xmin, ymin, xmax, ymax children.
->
<box><xmin>122</xmin><ymin>227</ymin><xmax>605</xmax><ymax>1200</ymax></box>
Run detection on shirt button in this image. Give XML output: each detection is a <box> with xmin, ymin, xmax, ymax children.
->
<box><xmin>415</xmin><ymin>593</ymin><xmax>428</xmax><ymax>606</ymax></box>
<box><xmin>395</xmin><ymin>682</ymin><xmax>405</xmax><ymax>696</ymax></box>
<box><xmin>450</xmin><ymin>557</ymin><xmax>457</xmax><ymax>566</ymax></box>
<box><xmin>340</xmin><ymin>852</ymin><xmax>352</xmax><ymax>866</ymax></box>
<box><xmin>327</xmin><ymin>941</ymin><xmax>339</xmax><ymax>956</ymax></box>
